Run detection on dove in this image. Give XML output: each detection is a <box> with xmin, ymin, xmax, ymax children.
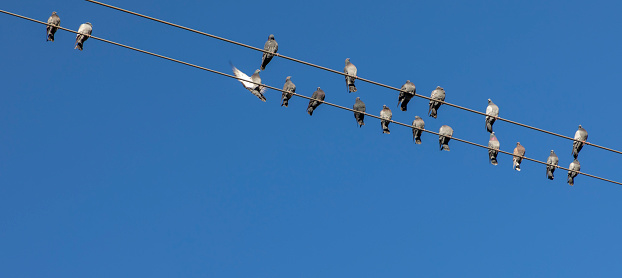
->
<box><xmin>231</xmin><ymin>64</ymin><xmax>267</xmax><ymax>102</ymax></box>
<box><xmin>307</xmin><ymin>87</ymin><xmax>325</xmax><ymax>115</ymax></box>
<box><xmin>380</xmin><ymin>105</ymin><xmax>392</xmax><ymax>134</ymax></box>
<box><xmin>488</xmin><ymin>132</ymin><xmax>500</xmax><ymax>165</ymax></box>
<box><xmin>512</xmin><ymin>142</ymin><xmax>526</xmax><ymax>171</ymax></box>
<box><xmin>46</xmin><ymin>12</ymin><xmax>60</xmax><ymax>42</ymax></box>
<box><xmin>546</xmin><ymin>150</ymin><xmax>559</xmax><ymax>180</ymax></box>
<box><xmin>485</xmin><ymin>99</ymin><xmax>499</xmax><ymax>133</ymax></box>
<box><xmin>438</xmin><ymin>125</ymin><xmax>453</xmax><ymax>151</ymax></box>
<box><xmin>572</xmin><ymin>125</ymin><xmax>588</xmax><ymax>159</ymax></box>
<box><xmin>428</xmin><ymin>86</ymin><xmax>446</xmax><ymax>119</ymax></box>
<box><xmin>260</xmin><ymin>34</ymin><xmax>278</xmax><ymax>71</ymax></box>
<box><xmin>74</xmin><ymin>22</ymin><xmax>92</xmax><ymax>51</ymax></box>
<box><xmin>567</xmin><ymin>159</ymin><xmax>581</xmax><ymax>186</ymax></box>
<box><xmin>344</xmin><ymin>58</ymin><xmax>357</xmax><ymax>93</ymax></box>
<box><xmin>353</xmin><ymin>97</ymin><xmax>366</xmax><ymax>127</ymax></box>
<box><xmin>398</xmin><ymin>80</ymin><xmax>416</xmax><ymax>111</ymax></box>
<box><xmin>412</xmin><ymin>116</ymin><xmax>425</xmax><ymax>144</ymax></box>
<box><xmin>281</xmin><ymin>76</ymin><xmax>296</xmax><ymax>107</ymax></box>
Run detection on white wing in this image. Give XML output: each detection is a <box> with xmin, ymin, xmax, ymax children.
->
<box><xmin>486</xmin><ymin>105</ymin><xmax>493</xmax><ymax>115</ymax></box>
<box><xmin>231</xmin><ymin>66</ymin><xmax>254</xmax><ymax>89</ymax></box>
<box><xmin>574</xmin><ymin>130</ymin><xmax>581</xmax><ymax>140</ymax></box>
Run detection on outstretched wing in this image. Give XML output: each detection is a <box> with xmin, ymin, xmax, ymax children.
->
<box><xmin>231</xmin><ymin>65</ymin><xmax>254</xmax><ymax>89</ymax></box>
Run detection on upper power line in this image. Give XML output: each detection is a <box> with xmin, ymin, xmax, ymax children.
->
<box><xmin>84</xmin><ymin>0</ymin><xmax>622</xmax><ymax>156</ymax></box>
<box><xmin>0</xmin><ymin>8</ymin><xmax>619</xmax><ymax>186</ymax></box>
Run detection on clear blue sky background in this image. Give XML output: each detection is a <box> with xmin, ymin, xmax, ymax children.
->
<box><xmin>1</xmin><ymin>0</ymin><xmax>622</xmax><ymax>277</ymax></box>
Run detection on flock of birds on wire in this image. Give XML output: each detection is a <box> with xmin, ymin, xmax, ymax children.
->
<box><xmin>42</xmin><ymin>11</ymin><xmax>589</xmax><ymax>186</ymax></box>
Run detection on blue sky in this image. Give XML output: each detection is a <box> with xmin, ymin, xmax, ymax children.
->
<box><xmin>1</xmin><ymin>0</ymin><xmax>622</xmax><ymax>277</ymax></box>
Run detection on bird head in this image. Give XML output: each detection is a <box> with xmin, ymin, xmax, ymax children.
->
<box><xmin>355</xmin><ymin>97</ymin><xmax>360</xmax><ymax>100</ymax></box>
<box><xmin>488</xmin><ymin>98</ymin><xmax>492</xmax><ymax>103</ymax></box>
<box><xmin>551</xmin><ymin>150</ymin><xmax>555</xmax><ymax>154</ymax></box>
<box><xmin>286</xmin><ymin>76</ymin><xmax>291</xmax><ymax>80</ymax></box>
<box><xmin>86</xmin><ymin>22</ymin><xmax>92</xmax><ymax>26</ymax></box>
<box><xmin>406</xmin><ymin>80</ymin><xmax>410</xmax><ymax>83</ymax></box>
<box><xmin>345</xmin><ymin>58</ymin><xmax>350</xmax><ymax>63</ymax></box>
<box><xmin>415</xmin><ymin>115</ymin><xmax>421</xmax><ymax>119</ymax></box>
<box><xmin>269</xmin><ymin>34</ymin><xmax>275</xmax><ymax>40</ymax></box>
<box><xmin>254</xmin><ymin>69</ymin><xmax>261</xmax><ymax>74</ymax></box>
<box><xmin>436</xmin><ymin>86</ymin><xmax>443</xmax><ymax>90</ymax></box>
<box><xmin>578</xmin><ymin>124</ymin><xmax>582</xmax><ymax>128</ymax></box>
<box><xmin>52</xmin><ymin>11</ymin><xmax>57</xmax><ymax>14</ymax></box>
<box><xmin>383</xmin><ymin>105</ymin><xmax>388</xmax><ymax>109</ymax></box>
<box><xmin>517</xmin><ymin>142</ymin><xmax>521</xmax><ymax>146</ymax></box>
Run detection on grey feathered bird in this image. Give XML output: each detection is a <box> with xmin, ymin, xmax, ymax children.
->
<box><xmin>485</xmin><ymin>99</ymin><xmax>499</xmax><ymax>133</ymax></box>
<box><xmin>380</xmin><ymin>105</ymin><xmax>392</xmax><ymax>134</ymax></box>
<box><xmin>353</xmin><ymin>97</ymin><xmax>366</xmax><ymax>127</ymax></box>
<box><xmin>260</xmin><ymin>34</ymin><xmax>278</xmax><ymax>71</ymax></box>
<box><xmin>74</xmin><ymin>22</ymin><xmax>92</xmax><ymax>51</ymax></box>
<box><xmin>438</xmin><ymin>125</ymin><xmax>453</xmax><ymax>151</ymax></box>
<box><xmin>344</xmin><ymin>58</ymin><xmax>357</xmax><ymax>93</ymax></box>
<box><xmin>546</xmin><ymin>150</ymin><xmax>559</xmax><ymax>180</ymax></box>
<box><xmin>513</xmin><ymin>142</ymin><xmax>526</xmax><ymax>171</ymax></box>
<box><xmin>488</xmin><ymin>132</ymin><xmax>500</xmax><ymax>165</ymax></box>
<box><xmin>281</xmin><ymin>76</ymin><xmax>296</xmax><ymax>107</ymax></box>
<box><xmin>231</xmin><ymin>64</ymin><xmax>267</xmax><ymax>102</ymax></box>
<box><xmin>307</xmin><ymin>87</ymin><xmax>325</xmax><ymax>115</ymax></box>
<box><xmin>46</xmin><ymin>12</ymin><xmax>60</xmax><ymax>42</ymax></box>
<box><xmin>567</xmin><ymin>159</ymin><xmax>580</xmax><ymax>186</ymax></box>
<box><xmin>428</xmin><ymin>86</ymin><xmax>446</xmax><ymax>118</ymax></box>
<box><xmin>412</xmin><ymin>116</ymin><xmax>425</xmax><ymax>144</ymax></box>
<box><xmin>398</xmin><ymin>80</ymin><xmax>416</xmax><ymax>111</ymax></box>
<box><xmin>572</xmin><ymin>125</ymin><xmax>588</xmax><ymax>159</ymax></box>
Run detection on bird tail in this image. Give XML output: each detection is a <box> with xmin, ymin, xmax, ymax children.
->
<box><xmin>415</xmin><ymin>138</ymin><xmax>422</xmax><ymax>145</ymax></box>
<box><xmin>281</xmin><ymin>99</ymin><xmax>288</xmax><ymax>107</ymax></box>
<box><xmin>547</xmin><ymin>167</ymin><xmax>554</xmax><ymax>180</ymax></box>
<box><xmin>485</xmin><ymin>117</ymin><xmax>494</xmax><ymax>133</ymax></box>
<box><xmin>515</xmin><ymin>163</ymin><xmax>521</xmax><ymax>171</ymax></box>
<box><xmin>572</xmin><ymin>141</ymin><xmax>583</xmax><ymax>158</ymax></box>
<box><xmin>47</xmin><ymin>30</ymin><xmax>54</xmax><ymax>42</ymax></box>
<box><xmin>307</xmin><ymin>107</ymin><xmax>314</xmax><ymax>116</ymax></box>
<box><xmin>400</xmin><ymin>102</ymin><xmax>407</xmax><ymax>112</ymax></box>
<box><xmin>349</xmin><ymin>84</ymin><xmax>357</xmax><ymax>93</ymax></box>
<box><xmin>489</xmin><ymin>151</ymin><xmax>498</xmax><ymax>165</ymax></box>
<box><xmin>567</xmin><ymin>175</ymin><xmax>574</xmax><ymax>186</ymax></box>
<box><xmin>358</xmin><ymin>120</ymin><xmax>365</xmax><ymax>127</ymax></box>
<box><xmin>75</xmin><ymin>42</ymin><xmax>83</xmax><ymax>51</ymax></box>
<box><xmin>442</xmin><ymin>144</ymin><xmax>450</xmax><ymax>151</ymax></box>
<box><xmin>428</xmin><ymin>105</ymin><xmax>437</xmax><ymax>118</ymax></box>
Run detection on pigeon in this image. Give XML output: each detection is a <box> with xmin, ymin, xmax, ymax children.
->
<box><xmin>546</xmin><ymin>150</ymin><xmax>559</xmax><ymax>180</ymax></box>
<box><xmin>380</xmin><ymin>105</ymin><xmax>392</xmax><ymax>134</ymax></box>
<box><xmin>353</xmin><ymin>97</ymin><xmax>366</xmax><ymax>127</ymax></box>
<box><xmin>428</xmin><ymin>86</ymin><xmax>446</xmax><ymax>119</ymax></box>
<box><xmin>281</xmin><ymin>76</ymin><xmax>296</xmax><ymax>107</ymax></box>
<box><xmin>572</xmin><ymin>125</ymin><xmax>588</xmax><ymax>159</ymax></box>
<box><xmin>567</xmin><ymin>159</ymin><xmax>581</xmax><ymax>186</ymax></box>
<box><xmin>344</xmin><ymin>58</ymin><xmax>357</xmax><ymax>93</ymax></box>
<box><xmin>485</xmin><ymin>99</ymin><xmax>499</xmax><ymax>133</ymax></box>
<box><xmin>438</xmin><ymin>125</ymin><xmax>453</xmax><ymax>151</ymax></box>
<box><xmin>307</xmin><ymin>87</ymin><xmax>325</xmax><ymax>115</ymax></box>
<box><xmin>412</xmin><ymin>116</ymin><xmax>425</xmax><ymax>144</ymax></box>
<box><xmin>74</xmin><ymin>22</ymin><xmax>92</xmax><ymax>51</ymax></box>
<box><xmin>260</xmin><ymin>34</ymin><xmax>278</xmax><ymax>71</ymax></box>
<box><xmin>488</xmin><ymin>132</ymin><xmax>500</xmax><ymax>165</ymax></box>
<box><xmin>46</xmin><ymin>12</ymin><xmax>60</xmax><ymax>42</ymax></box>
<box><xmin>398</xmin><ymin>80</ymin><xmax>416</xmax><ymax>111</ymax></box>
<box><xmin>231</xmin><ymin>64</ymin><xmax>267</xmax><ymax>102</ymax></box>
<box><xmin>512</xmin><ymin>142</ymin><xmax>526</xmax><ymax>171</ymax></box>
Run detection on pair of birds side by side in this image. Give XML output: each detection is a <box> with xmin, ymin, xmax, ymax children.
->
<box><xmin>45</xmin><ymin>12</ymin><xmax>93</xmax><ymax>50</ymax></box>
<box><xmin>546</xmin><ymin>125</ymin><xmax>588</xmax><ymax>185</ymax></box>
<box><xmin>232</xmin><ymin>34</ymin><xmax>280</xmax><ymax>102</ymax></box>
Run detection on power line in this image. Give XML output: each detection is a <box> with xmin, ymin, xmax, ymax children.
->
<box><xmin>0</xmin><ymin>9</ymin><xmax>618</xmax><ymax>186</ymax></box>
<box><xmin>84</xmin><ymin>0</ymin><xmax>622</xmax><ymax>156</ymax></box>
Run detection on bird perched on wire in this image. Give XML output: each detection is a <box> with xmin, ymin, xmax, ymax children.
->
<box><xmin>281</xmin><ymin>76</ymin><xmax>295</xmax><ymax>107</ymax></box>
<box><xmin>438</xmin><ymin>125</ymin><xmax>453</xmax><ymax>151</ymax></box>
<box><xmin>488</xmin><ymin>132</ymin><xmax>500</xmax><ymax>165</ymax></box>
<box><xmin>546</xmin><ymin>150</ymin><xmax>559</xmax><ymax>180</ymax></box>
<box><xmin>513</xmin><ymin>142</ymin><xmax>526</xmax><ymax>171</ymax></box>
<box><xmin>485</xmin><ymin>99</ymin><xmax>499</xmax><ymax>133</ymax></box>
<box><xmin>428</xmin><ymin>86</ymin><xmax>446</xmax><ymax>119</ymax></box>
<box><xmin>380</xmin><ymin>105</ymin><xmax>392</xmax><ymax>134</ymax></box>
<box><xmin>74</xmin><ymin>22</ymin><xmax>92</xmax><ymax>51</ymax></box>
<box><xmin>567</xmin><ymin>159</ymin><xmax>580</xmax><ymax>186</ymax></box>
<box><xmin>231</xmin><ymin>64</ymin><xmax>267</xmax><ymax>102</ymax></box>
<box><xmin>46</xmin><ymin>12</ymin><xmax>60</xmax><ymax>42</ymax></box>
<box><xmin>344</xmin><ymin>58</ymin><xmax>357</xmax><ymax>93</ymax></box>
<box><xmin>572</xmin><ymin>125</ymin><xmax>588</xmax><ymax>159</ymax></box>
<box><xmin>307</xmin><ymin>87</ymin><xmax>325</xmax><ymax>116</ymax></box>
<box><xmin>260</xmin><ymin>34</ymin><xmax>278</xmax><ymax>71</ymax></box>
<box><xmin>353</xmin><ymin>97</ymin><xmax>366</xmax><ymax>127</ymax></box>
<box><xmin>412</xmin><ymin>116</ymin><xmax>425</xmax><ymax>144</ymax></box>
<box><xmin>398</xmin><ymin>80</ymin><xmax>416</xmax><ymax>111</ymax></box>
